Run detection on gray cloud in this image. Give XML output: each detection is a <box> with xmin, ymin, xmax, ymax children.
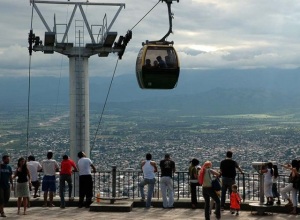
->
<box><xmin>1</xmin><ymin>0</ymin><xmax>300</xmax><ymax>77</ymax></box>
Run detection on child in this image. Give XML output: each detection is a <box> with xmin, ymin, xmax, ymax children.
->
<box><xmin>230</xmin><ymin>184</ymin><xmax>241</xmax><ymax>216</ymax></box>
<box><xmin>261</xmin><ymin>162</ymin><xmax>274</xmax><ymax>205</ymax></box>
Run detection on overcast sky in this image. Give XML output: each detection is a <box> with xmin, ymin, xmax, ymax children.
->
<box><xmin>1</xmin><ymin>0</ymin><xmax>300</xmax><ymax>77</ymax></box>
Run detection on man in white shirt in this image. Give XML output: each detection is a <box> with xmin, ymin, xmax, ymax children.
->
<box><xmin>41</xmin><ymin>151</ymin><xmax>59</xmax><ymax>207</ymax></box>
<box><xmin>139</xmin><ymin>153</ymin><xmax>157</xmax><ymax>208</ymax></box>
<box><xmin>27</xmin><ymin>155</ymin><xmax>42</xmax><ymax>198</ymax></box>
<box><xmin>77</xmin><ymin>151</ymin><xmax>96</xmax><ymax>208</ymax></box>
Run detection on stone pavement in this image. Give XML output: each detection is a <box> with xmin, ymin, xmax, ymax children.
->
<box><xmin>1</xmin><ymin>206</ymin><xmax>299</xmax><ymax>220</ymax></box>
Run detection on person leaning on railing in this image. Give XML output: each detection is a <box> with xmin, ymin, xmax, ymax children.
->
<box><xmin>280</xmin><ymin>160</ymin><xmax>299</xmax><ymax>215</ymax></box>
<box><xmin>219</xmin><ymin>151</ymin><xmax>244</xmax><ymax>211</ymax></box>
<box><xmin>188</xmin><ymin>158</ymin><xmax>200</xmax><ymax>209</ymax></box>
<box><xmin>77</xmin><ymin>151</ymin><xmax>96</xmax><ymax>208</ymax></box>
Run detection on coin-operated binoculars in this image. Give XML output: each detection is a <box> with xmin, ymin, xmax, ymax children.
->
<box><xmin>252</xmin><ymin>162</ymin><xmax>268</xmax><ymax>205</ymax></box>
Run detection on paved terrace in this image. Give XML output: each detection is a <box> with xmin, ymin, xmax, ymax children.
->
<box><xmin>3</xmin><ymin>198</ymin><xmax>299</xmax><ymax>219</ymax></box>
<box><xmin>2</xmin><ymin>206</ymin><xmax>298</xmax><ymax>220</ymax></box>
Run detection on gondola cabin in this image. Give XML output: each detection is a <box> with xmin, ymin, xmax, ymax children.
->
<box><xmin>136</xmin><ymin>44</ymin><xmax>180</xmax><ymax>89</ymax></box>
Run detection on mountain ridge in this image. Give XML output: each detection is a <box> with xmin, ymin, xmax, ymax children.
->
<box><xmin>1</xmin><ymin>68</ymin><xmax>300</xmax><ymax>115</ymax></box>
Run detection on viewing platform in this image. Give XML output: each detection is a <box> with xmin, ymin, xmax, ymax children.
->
<box><xmin>4</xmin><ymin>197</ymin><xmax>299</xmax><ymax>219</ymax></box>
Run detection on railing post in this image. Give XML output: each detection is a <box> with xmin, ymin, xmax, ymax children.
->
<box><xmin>242</xmin><ymin>173</ymin><xmax>246</xmax><ymax>202</ymax></box>
<box><xmin>177</xmin><ymin>172</ymin><xmax>180</xmax><ymax>200</ymax></box>
<box><xmin>111</xmin><ymin>165</ymin><xmax>116</xmax><ymax>204</ymax></box>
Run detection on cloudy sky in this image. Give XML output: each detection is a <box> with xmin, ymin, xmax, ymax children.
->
<box><xmin>1</xmin><ymin>0</ymin><xmax>300</xmax><ymax>77</ymax></box>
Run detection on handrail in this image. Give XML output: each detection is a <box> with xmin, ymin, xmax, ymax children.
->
<box><xmin>13</xmin><ymin>170</ymin><xmax>292</xmax><ymax>203</ymax></box>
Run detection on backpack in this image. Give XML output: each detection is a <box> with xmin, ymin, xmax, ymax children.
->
<box><xmin>198</xmin><ymin>169</ymin><xmax>204</xmax><ymax>185</ymax></box>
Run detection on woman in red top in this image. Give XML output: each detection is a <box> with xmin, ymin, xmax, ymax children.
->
<box><xmin>230</xmin><ymin>184</ymin><xmax>241</xmax><ymax>216</ymax></box>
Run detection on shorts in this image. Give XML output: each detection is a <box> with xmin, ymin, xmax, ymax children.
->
<box><xmin>42</xmin><ymin>175</ymin><xmax>56</xmax><ymax>192</ymax></box>
<box><xmin>0</xmin><ymin>188</ymin><xmax>10</xmax><ymax>205</ymax></box>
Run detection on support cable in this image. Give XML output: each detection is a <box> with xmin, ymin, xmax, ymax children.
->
<box><xmin>54</xmin><ymin>3</ymin><xmax>70</xmax><ymax>154</ymax></box>
<box><xmin>91</xmin><ymin>1</ymin><xmax>160</xmax><ymax>155</ymax></box>
<box><xmin>130</xmin><ymin>0</ymin><xmax>160</xmax><ymax>31</ymax></box>
<box><xmin>90</xmin><ymin>58</ymin><xmax>119</xmax><ymax>153</ymax></box>
<box><xmin>26</xmin><ymin>0</ymin><xmax>35</xmax><ymax>156</ymax></box>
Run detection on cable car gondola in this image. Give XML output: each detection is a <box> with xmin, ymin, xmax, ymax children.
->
<box><xmin>136</xmin><ymin>0</ymin><xmax>180</xmax><ymax>89</ymax></box>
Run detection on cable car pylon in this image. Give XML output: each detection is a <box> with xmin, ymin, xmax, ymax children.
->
<box><xmin>28</xmin><ymin>0</ymin><xmax>131</xmax><ymax>194</ymax></box>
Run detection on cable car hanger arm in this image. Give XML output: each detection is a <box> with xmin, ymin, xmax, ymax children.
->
<box><xmin>159</xmin><ymin>0</ymin><xmax>177</xmax><ymax>42</ymax></box>
<box><xmin>147</xmin><ymin>0</ymin><xmax>179</xmax><ymax>45</ymax></box>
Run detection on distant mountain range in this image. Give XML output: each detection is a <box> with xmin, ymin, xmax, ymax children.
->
<box><xmin>1</xmin><ymin>68</ymin><xmax>300</xmax><ymax>115</ymax></box>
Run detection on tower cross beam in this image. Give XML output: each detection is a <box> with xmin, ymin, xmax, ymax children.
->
<box><xmin>31</xmin><ymin>0</ymin><xmax>125</xmax><ymax>45</ymax></box>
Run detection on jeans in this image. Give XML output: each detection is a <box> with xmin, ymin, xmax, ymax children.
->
<box><xmin>281</xmin><ymin>183</ymin><xmax>298</xmax><ymax>207</ymax></box>
<box><xmin>221</xmin><ymin>177</ymin><xmax>235</xmax><ymax>208</ymax></box>
<box><xmin>59</xmin><ymin>174</ymin><xmax>73</xmax><ymax>207</ymax></box>
<box><xmin>139</xmin><ymin>178</ymin><xmax>156</xmax><ymax>207</ymax></box>
<box><xmin>160</xmin><ymin>176</ymin><xmax>174</xmax><ymax>208</ymax></box>
<box><xmin>203</xmin><ymin>187</ymin><xmax>221</xmax><ymax>220</ymax></box>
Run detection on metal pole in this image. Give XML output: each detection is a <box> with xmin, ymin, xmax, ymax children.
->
<box><xmin>111</xmin><ymin>165</ymin><xmax>117</xmax><ymax>204</ymax></box>
<box><xmin>259</xmin><ymin>173</ymin><xmax>264</xmax><ymax>205</ymax></box>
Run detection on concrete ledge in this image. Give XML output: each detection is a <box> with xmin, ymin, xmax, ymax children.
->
<box><xmin>90</xmin><ymin>200</ymin><xmax>133</xmax><ymax>212</ymax></box>
<box><xmin>6</xmin><ymin>197</ymin><xmax>297</xmax><ymax>214</ymax></box>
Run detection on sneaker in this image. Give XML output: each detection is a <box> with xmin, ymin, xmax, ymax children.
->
<box><xmin>0</xmin><ymin>212</ymin><xmax>6</xmax><ymax>217</ymax></box>
<box><xmin>236</xmin><ymin>212</ymin><xmax>239</xmax><ymax>216</ymax></box>
<box><xmin>145</xmin><ymin>206</ymin><xmax>153</xmax><ymax>209</ymax></box>
<box><xmin>231</xmin><ymin>211</ymin><xmax>235</xmax><ymax>215</ymax></box>
<box><xmin>140</xmin><ymin>198</ymin><xmax>145</xmax><ymax>202</ymax></box>
<box><xmin>276</xmin><ymin>200</ymin><xmax>281</xmax><ymax>205</ymax></box>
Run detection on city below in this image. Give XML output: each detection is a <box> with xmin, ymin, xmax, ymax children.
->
<box><xmin>0</xmin><ymin>104</ymin><xmax>299</xmax><ymax>174</ymax></box>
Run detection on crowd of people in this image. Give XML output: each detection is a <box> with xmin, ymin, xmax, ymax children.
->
<box><xmin>139</xmin><ymin>151</ymin><xmax>300</xmax><ymax>220</ymax></box>
<box><xmin>259</xmin><ymin>160</ymin><xmax>300</xmax><ymax>215</ymax></box>
<box><xmin>0</xmin><ymin>151</ymin><xmax>95</xmax><ymax>217</ymax></box>
<box><xmin>0</xmin><ymin>150</ymin><xmax>299</xmax><ymax>219</ymax></box>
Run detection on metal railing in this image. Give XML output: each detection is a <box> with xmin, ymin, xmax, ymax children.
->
<box><xmin>13</xmin><ymin>169</ymin><xmax>292</xmax><ymax>202</ymax></box>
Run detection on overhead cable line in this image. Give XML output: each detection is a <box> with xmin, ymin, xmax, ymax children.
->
<box><xmin>90</xmin><ymin>58</ymin><xmax>119</xmax><ymax>154</ymax></box>
<box><xmin>26</xmin><ymin>0</ymin><xmax>36</xmax><ymax>156</ymax></box>
<box><xmin>90</xmin><ymin>1</ymin><xmax>160</xmax><ymax>155</ymax></box>
<box><xmin>53</xmin><ymin>4</ymin><xmax>70</xmax><ymax>154</ymax></box>
<box><xmin>130</xmin><ymin>0</ymin><xmax>160</xmax><ymax>31</ymax></box>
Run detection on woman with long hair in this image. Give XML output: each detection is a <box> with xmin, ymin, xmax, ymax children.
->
<box><xmin>199</xmin><ymin>161</ymin><xmax>221</xmax><ymax>220</ymax></box>
<box><xmin>272</xmin><ymin>164</ymin><xmax>280</xmax><ymax>205</ymax></box>
<box><xmin>13</xmin><ymin>157</ymin><xmax>31</xmax><ymax>215</ymax></box>
<box><xmin>281</xmin><ymin>159</ymin><xmax>299</xmax><ymax>215</ymax></box>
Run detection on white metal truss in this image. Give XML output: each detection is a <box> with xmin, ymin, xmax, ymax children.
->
<box><xmin>30</xmin><ymin>0</ymin><xmax>125</xmax><ymax>57</ymax></box>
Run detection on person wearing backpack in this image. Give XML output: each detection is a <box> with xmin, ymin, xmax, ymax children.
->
<box><xmin>188</xmin><ymin>158</ymin><xmax>200</xmax><ymax>209</ymax></box>
<box><xmin>199</xmin><ymin>161</ymin><xmax>221</xmax><ymax>220</ymax></box>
